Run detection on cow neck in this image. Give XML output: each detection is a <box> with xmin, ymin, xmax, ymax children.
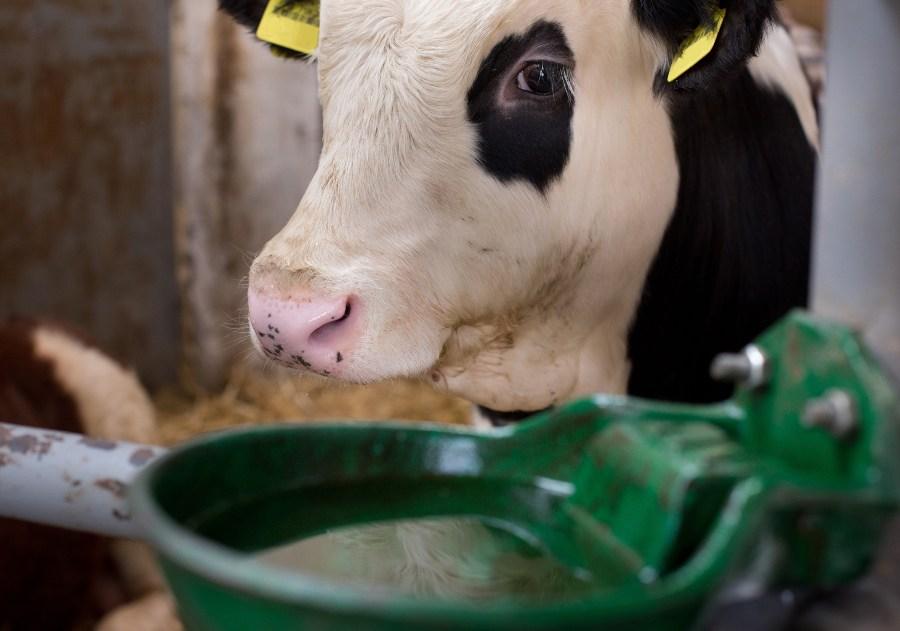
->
<box><xmin>627</xmin><ymin>68</ymin><xmax>817</xmax><ymax>403</ymax></box>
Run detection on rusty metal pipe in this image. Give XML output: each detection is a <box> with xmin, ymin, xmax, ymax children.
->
<box><xmin>0</xmin><ymin>423</ymin><xmax>166</xmax><ymax>539</ymax></box>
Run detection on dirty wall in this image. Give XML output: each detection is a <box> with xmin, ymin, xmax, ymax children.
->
<box><xmin>0</xmin><ymin>1</ymin><xmax>177</xmax><ymax>387</ymax></box>
<box><xmin>0</xmin><ymin>1</ymin><xmax>321</xmax><ymax>389</ymax></box>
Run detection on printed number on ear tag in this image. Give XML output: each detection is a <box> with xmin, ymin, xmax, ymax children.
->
<box><xmin>257</xmin><ymin>0</ymin><xmax>320</xmax><ymax>56</ymax></box>
<box><xmin>667</xmin><ymin>8</ymin><xmax>727</xmax><ymax>83</ymax></box>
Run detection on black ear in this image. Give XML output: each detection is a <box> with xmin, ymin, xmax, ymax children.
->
<box><xmin>218</xmin><ymin>0</ymin><xmax>310</xmax><ymax>60</ymax></box>
<box><xmin>633</xmin><ymin>0</ymin><xmax>777</xmax><ymax>92</ymax></box>
<box><xmin>219</xmin><ymin>0</ymin><xmax>269</xmax><ymax>30</ymax></box>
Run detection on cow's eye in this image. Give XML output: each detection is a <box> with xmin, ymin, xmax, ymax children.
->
<box><xmin>516</xmin><ymin>61</ymin><xmax>567</xmax><ymax>96</ymax></box>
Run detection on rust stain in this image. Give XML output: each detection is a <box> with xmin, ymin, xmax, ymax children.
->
<box><xmin>79</xmin><ymin>437</ymin><xmax>118</xmax><ymax>451</ymax></box>
<box><xmin>112</xmin><ymin>509</ymin><xmax>132</xmax><ymax>521</ymax></box>
<box><xmin>64</xmin><ymin>487</ymin><xmax>84</xmax><ymax>504</ymax></box>
<box><xmin>3</xmin><ymin>433</ymin><xmax>53</xmax><ymax>457</ymax></box>
<box><xmin>0</xmin><ymin>453</ymin><xmax>12</xmax><ymax>468</ymax></box>
<box><xmin>211</xmin><ymin>15</ymin><xmax>244</xmax><ymax>281</ymax></box>
<box><xmin>64</xmin><ymin>472</ymin><xmax>84</xmax><ymax>502</ymax></box>
<box><xmin>129</xmin><ymin>447</ymin><xmax>156</xmax><ymax>467</ymax></box>
<box><xmin>94</xmin><ymin>478</ymin><xmax>128</xmax><ymax>499</ymax></box>
<box><xmin>7</xmin><ymin>434</ymin><xmax>38</xmax><ymax>454</ymax></box>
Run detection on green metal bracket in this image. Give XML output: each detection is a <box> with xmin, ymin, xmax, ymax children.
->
<box><xmin>131</xmin><ymin>311</ymin><xmax>900</xmax><ymax>630</ymax></box>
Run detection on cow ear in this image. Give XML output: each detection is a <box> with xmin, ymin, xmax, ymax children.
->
<box><xmin>219</xmin><ymin>0</ymin><xmax>268</xmax><ymax>30</ymax></box>
<box><xmin>634</xmin><ymin>0</ymin><xmax>777</xmax><ymax>92</ymax></box>
<box><xmin>218</xmin><ymin>0</ymin><xmax>311</xmax><ymax>60</ymax></box>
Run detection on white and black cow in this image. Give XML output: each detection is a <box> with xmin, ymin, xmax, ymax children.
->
<box><xmin>222</xmin><ymin>0</ymin><xmax>817</xmax><ymax>425</ymax></box>
<box><xmin>216</xmin><ymin>6</ymin><xmax>900</xmax><ymax>627</ymax></box>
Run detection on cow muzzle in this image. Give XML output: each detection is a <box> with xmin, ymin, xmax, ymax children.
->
<box><xmin>248</xmin><ymin>286</ymin><xmax>362</xmax><ymax>377</ymax></box>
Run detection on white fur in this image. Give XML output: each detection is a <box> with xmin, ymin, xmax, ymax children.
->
<box><xmin>749</xmin><ymin>24</ymin><xmax>820</xmax><ymax>148</ymax></box>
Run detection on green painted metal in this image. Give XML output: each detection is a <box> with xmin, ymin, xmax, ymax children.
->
<box><xmin>131</xmin><ymin>311</ymin><xmax>900</xmax><ymax>630</ymax></box>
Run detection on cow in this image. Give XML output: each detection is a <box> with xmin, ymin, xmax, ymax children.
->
<box><xmin>221</xmin><ymin>0</ymin><xmax>817</xmax><ymax>425</ymax></box>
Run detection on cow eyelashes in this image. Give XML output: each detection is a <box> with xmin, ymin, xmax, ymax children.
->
<box><xmin>515</xmin><ymin>61</ymin><xmax>574</xmax><ymax>101</ymax></box>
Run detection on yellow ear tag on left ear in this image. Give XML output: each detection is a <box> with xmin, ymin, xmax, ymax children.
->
<box><xmin>257</xmin><ymin>0</ymin><xmax>320</xmax><ymax>56</ymax></box>
<box><xmin>667</xmin><ymin>8</ymin><xmax>726</xmax><ymax>83</ymax></box>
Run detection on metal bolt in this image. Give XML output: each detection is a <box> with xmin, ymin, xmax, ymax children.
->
<box><xmin>802</xmin><ymin>390</ymin><xmax>859</xmax><ymax>440</ymax></box>
<box><xmin>710</xmin><ymin>345</ymin><xmax>770</xmax><ymax>390</ymax></box>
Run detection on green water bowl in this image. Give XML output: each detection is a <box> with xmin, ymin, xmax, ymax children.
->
<box><xmin>130</xmin><ymin>407</ymin><xmax>772</xmax><ymax>631</ymax></box>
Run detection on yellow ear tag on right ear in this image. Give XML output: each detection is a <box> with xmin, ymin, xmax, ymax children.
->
<box><xmin>667</xmin><ymin>8</ymin><xmax>727</xmax><ymax>83</ymax></box>
<box><xmin>257</xmin><ymin>0</ymin><xmax>320</xmax><ymax>56</ymax></box>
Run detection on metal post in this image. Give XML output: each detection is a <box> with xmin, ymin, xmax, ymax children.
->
<box><xmin>808</xmin><ymin>6</ymin><xmax>900</xmax><ymax>628</ymax></box>
<box><xmin>0</xmin><ymin>423</ymin><xmax>165</xmax><ymax>539</ymax></box>
<box><xmin>812</xmin><ymin>0</ymin><xmax>900</xmax><ymax>381</ymax></box>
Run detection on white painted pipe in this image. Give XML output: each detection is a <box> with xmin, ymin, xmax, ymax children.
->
<box><xmin>0</xmin><ymin>422</ymin><xmax>166</xmax><ymax>539</ymax></box>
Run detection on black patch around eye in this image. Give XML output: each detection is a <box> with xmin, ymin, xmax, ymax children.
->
<box><xmin>466</xmin><ymin>21</ymin><xmax>575</xmax><ymax>194</ymax></box>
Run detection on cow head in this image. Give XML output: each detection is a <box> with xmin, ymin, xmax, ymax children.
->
<box><xmin>223</xmin><ymin>0</ymin><xmax>777</xmax><ymax>413</ymax></box>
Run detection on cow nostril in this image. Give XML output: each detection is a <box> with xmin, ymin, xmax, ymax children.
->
<box><xmin>308</xmin><ymin>299</ymin><xmax>355</xmax><ymax>347</ymax></box>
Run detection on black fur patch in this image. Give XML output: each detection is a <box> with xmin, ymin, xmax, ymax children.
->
<box><xmin>627</xmin><ymin>70</ymin><xmax>816</xmax><ymax>403</ymax></box>
<box><xmin>219</xmin><ymin>0</ymin><xmax>268</xmax><ymax>29</ymax></box>
<box><xmin>466</xmin><ymin>21</ymin><xmax>575</xmax><ymax>193</ymax></box>
<box><xmin>633</xmin><ymin>0</ymin><xmax>777</xmax><ymax>92</ymax></box>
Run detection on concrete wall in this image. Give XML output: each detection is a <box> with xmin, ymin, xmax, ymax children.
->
<box><xmin>171</xmin><ymin>0</ymin><xmax>322</xmax><ymax>389</ymax></box>
<box><xmin>0</xmin><ymin>1</ymin><xmax>178</xmax><ymax>387</ymax></box>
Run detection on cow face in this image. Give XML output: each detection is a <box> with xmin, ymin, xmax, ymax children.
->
<box><xmin>227</xmin><ymin>0</ymin><xmax>777</xmax><ymax>413</ymax></box>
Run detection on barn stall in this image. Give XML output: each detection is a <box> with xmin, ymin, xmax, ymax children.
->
<box><xmin>3</xmin><ymin>1</ymin><xmax>900</xmax><ymax>630</ymax></box>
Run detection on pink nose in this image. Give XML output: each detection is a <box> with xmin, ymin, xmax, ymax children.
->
<box><xmin>248</xmin><ymin>288</ymin><xmax>361</xmax><ymax>376</ymax></box>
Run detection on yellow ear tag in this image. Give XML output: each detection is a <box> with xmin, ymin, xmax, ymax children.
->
<box><xmin>667</xmin><ymin>8</ymin><xmax>727</xmax><ymax>83</ymax></box>
<box><xmin>257</xmin><ymin>0</ymin><xmax>320</xmax><ymax>56</ymax></box>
